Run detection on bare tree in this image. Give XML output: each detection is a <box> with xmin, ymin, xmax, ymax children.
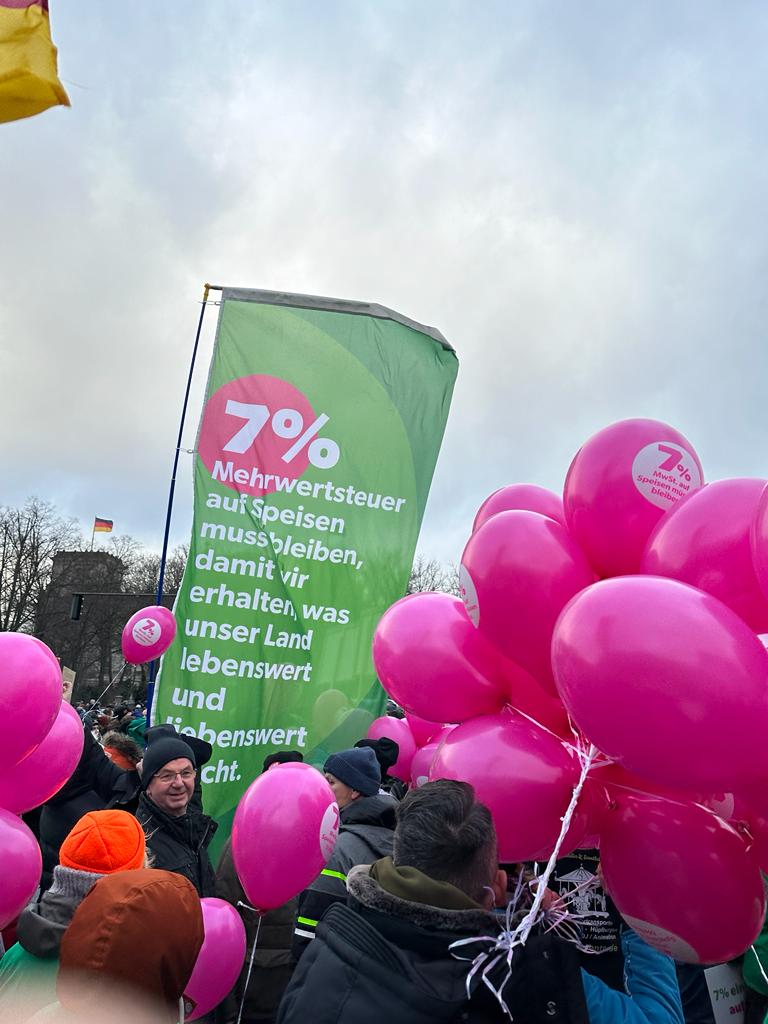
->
<box><xmin>0</xmin><ymin>498</ymin><xmax>83</xmax><ymax>633</ymax></box>
<box><xmin>407</xmin><ymin>555</ymin><xmax>461</xmax><ymax>596</ymax></box>
<box><xmin>123</xmin><ymin>543</ymin><xmax>189</xmax><ymax>598</ymax></box>
<box><xmin>107</xmin><ymin>534</ymin><xmax>144</xmax><ymax>566</ymax></box>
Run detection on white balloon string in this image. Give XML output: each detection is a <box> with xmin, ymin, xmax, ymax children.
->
<box><xmin>85</xmin><ymin>660</ymin><xmax>128</xmax><ymax>714</ymax></box>
<box><xmin>749</xmin><ymin>944</ymin><xmax>768</xmax><ymax>988</ymax></box>
<box><xmin>510</xmin><ymin>742</ymin><xmax>600</xmax><ymax>947</ymax></box>
<box><xmin>450</xmin><ymin>740</ymin><xmax>605</xmax><ymax>1019</ymax></box>
<box><xmin>235</xmin><ymin>910</ymin><xmax>262</xmax><ymax>1024</ymax></box>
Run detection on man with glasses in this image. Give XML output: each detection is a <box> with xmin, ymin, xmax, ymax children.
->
<box><xmin>137</xmin><ymin>736</ymin><xmax>217</xmax><ymax>896</ymax></box>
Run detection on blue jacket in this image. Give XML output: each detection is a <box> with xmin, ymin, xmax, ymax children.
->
<box><xmin>582</xmin><ymin>929</ymin><xmax>685</xmax><ymax>1024</ymax></box>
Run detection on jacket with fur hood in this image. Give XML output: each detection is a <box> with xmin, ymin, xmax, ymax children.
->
<box><xmin>277</xmin><ymin>859</ymin><xmax>684</xmax><ymax>1024</ymax></box>
<box><xmin>292</xmin><ymin>793</ymin><xmax>396</xmax><ymax>955</ymax></box>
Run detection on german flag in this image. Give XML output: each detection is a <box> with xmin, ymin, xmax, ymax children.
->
<box><xmin>93</xmin><ymin>517</ymin><xmax>113</xmax><ymax>533</ymax></box>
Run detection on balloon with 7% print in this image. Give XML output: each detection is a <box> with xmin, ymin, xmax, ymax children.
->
<box><xmin>222</xmin><ymin>401</ymin><xmax>341</xmax><ymax>469</ymax></box>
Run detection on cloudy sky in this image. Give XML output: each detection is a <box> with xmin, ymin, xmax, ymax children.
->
<box><xmin>3</xmin><ymin>1</ymin><xmax>767</xmax><ymax>564</ymax></box>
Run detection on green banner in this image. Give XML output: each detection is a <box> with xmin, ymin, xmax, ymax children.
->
<box><xmin>153</xmin><ymin>289</ymin><xmax>457</xmax><ymax>838</ymax></box>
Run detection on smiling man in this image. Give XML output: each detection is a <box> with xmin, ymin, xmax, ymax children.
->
<box><xmin>137</xmin><ymin>736</ymin><xmax>217</xmax><ymax>897</ymax></box>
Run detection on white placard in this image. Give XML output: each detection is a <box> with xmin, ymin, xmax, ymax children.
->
<box><xmin>705</xmin><ymin>962</ymin><xmax>745</xmax><ymax>1024</ymax></box>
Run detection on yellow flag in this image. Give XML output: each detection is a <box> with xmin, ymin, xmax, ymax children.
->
<box><xmin>0</xmin><ymin>0</ymin><xmax>69</xmax><ymax>124</ymax></box>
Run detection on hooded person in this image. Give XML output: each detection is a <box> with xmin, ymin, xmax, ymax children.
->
<box><xmin>136</xmin><ymin>735</ymin><xmax>217</xmax><ymax>897</ymax></box>
<box><xmin>0</xmin><ymin>810</ymin><xmax>146</xmax><ymax>1022</ymax></box>
<box><xmin>36</xmin><ymin>869</ymin><xmax>204</xmax><ymax>1024</ymax></box>
<box><xmin>215</xmin><ymin>751</ymin><xmax>305</xmax><ymax>1024</ymax></box>
<box><xmin>292</xmin><ymin>747</ymin><xmax>396</xmax><ymax>956</ymax></box>
<box><xmin>278</xmin><ymin>781</ymin><xmax>685</xmax><ymax>1024</ymax></box>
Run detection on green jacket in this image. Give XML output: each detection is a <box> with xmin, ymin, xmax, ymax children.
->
<box><xmin>0</xmin><ymin>945</ymin><xmax>58</xmax><ymax>1020</ymax></box>
<box><xmin>0</xmin><ymin>866</ymin><xmax>101</xmax><ymax>1022</ymax></box>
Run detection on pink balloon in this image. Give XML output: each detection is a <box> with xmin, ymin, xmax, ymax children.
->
<box><xmin>29</xmin><ymin>635</ymin><xmax>63</xmax><ymax>673</ymax></box>
<box><xmin>0</xmin><ymin>633</ymin><xmax>62</xmax><ymax>772</ymax></box>
<box><xmin>372</xmin><ymin>593</ymin><xmax>506</xmax><ymax>722</ymax></box>
<box><xmin>185</xmin><ymin>898</ymin><xmax>246</xmax><ymax>1020</ymax></box>
<box><xmin>498</xmin><ymin>658</ymin><xmax>570</xmax><ymax>736</ymax></box>
<box><xmin>0</xmin><ymin>809</ymin><xmax>42</xmax><ymax>929</ymax></box>
<box><xmin>367</xmin><ymin>716</ymin><xmax>416</xmax><ymax>782</ymax></box>
<box><xmin>643</xmin><ymin>478</ymin><xmax>768</xmax><ymax>632</ymax></box>
<box><xmin>563</xmin><ymin>418</ymin><xmax>704</xmax><ymax>578</ymax></box>
<box><xmin>751</xmin><ymin>483</ymin><xmax>768</xmax><ymax>602</ymax></box>
<box><xmin>430</xmin><ymin>725</ymin><xmax>456</xmax><ymax>747</ymax></box>
<box><xmin>460</xmin><ymin>511</ymin><xmax>594</xmax><ymax>694</ymax></box>
<box><xmin>601</xmin><ymin>790</ymin><xmax>765</xmax><ymax>963</ymax></box>
<box><xmin>121</xmin><ymin>605</ymin><xmax>177</xmax><ymax>665</ymax></box>
<box><xmin>473</xmin><ymin>484</ymin><xmax>566</xmax><ymax>532</ymax></box>
<box><xmin>410</xmin><ymin>742</ymin><xmax>439</xmax><ymax>788</ymax></box>
<box><xmin>233</xmin><ymin>762</ymin><xmax>338</xmax><ymax>911</ymax></box>
<box><xmin>720</xmin><ymin>784</ymin><xmax>768</xmax><ymax>871</ymax></box>
<box><xmin>552</xmin><ymin>576</ymin><xmax>768</xmax><ymax>790</ymax></box>
<box><xmin>430</xmin><ymin>711</ymin><xmax>585</xmax><ymax>861</ymax></box>
<box><xmin>406</xmin><ymin>713</ymin><xmax>442</xmax><ymax>748</ymax></box>
<box><xmin>0</xmin><ymin>702</ymin><xmax>84</xmax><ymax>814</ymax></box>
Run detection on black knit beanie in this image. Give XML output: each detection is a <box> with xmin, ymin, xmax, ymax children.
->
<box><xmin>141</xmin><ymin>737</ymin><xmax>196</xmax><ymax>790</ymax></box>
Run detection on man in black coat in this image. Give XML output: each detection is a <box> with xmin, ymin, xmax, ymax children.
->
<box><xmin>136</xmin><ymin>736</ymin><xmax>217</xmax><ymax>897</ymax></box>
<box><xmin>278</xmin><ymin>780</ymin><xmax>588</xmax><ymax>1024</ymax></box>
<box><xmin>292</xmin><ymin>746</ymin><xmax>396</xmax><ymax>955</ymax></box>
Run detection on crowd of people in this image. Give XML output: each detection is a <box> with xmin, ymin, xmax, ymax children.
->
<box><xmin>0</xmin><ymin>697</ymin><xmax>766</xmax><ymax>1024</ymax></box>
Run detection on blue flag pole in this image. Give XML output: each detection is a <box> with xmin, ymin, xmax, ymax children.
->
<box><xmin>146</xmin><ymin>283</ymin><xmax>220</xmax><ymax>723</ymax></box>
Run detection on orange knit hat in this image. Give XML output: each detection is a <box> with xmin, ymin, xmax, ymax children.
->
<box><xmin>60</xmin><ymin>810</ymin><xmax>145</xmax><ymax>874</ymax></box>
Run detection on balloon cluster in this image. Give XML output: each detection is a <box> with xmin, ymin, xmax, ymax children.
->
<box><xmin>0</xmin><ymin>633</ymin><xmax>83</xmax><ymax>929</ymax></box>
<box><xmin>0</xmin><ymin>603</ymin><xmax>178</xmax><ymax>934</ymax></box>
<box><xmin>373</xmin><ymin>418</ymin><xmax>768</xmax><ymax>965</ymax></box>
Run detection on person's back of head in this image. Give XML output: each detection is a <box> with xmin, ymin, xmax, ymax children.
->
<box><xmin>393</xmin><ymin>780</ymin><xmax>499</xmax><ymax>905</ymax></box>
<box><xmin>57</xmin><ymin>868</ymin><xmax>203</xmax><ymax>1024</ymax></box>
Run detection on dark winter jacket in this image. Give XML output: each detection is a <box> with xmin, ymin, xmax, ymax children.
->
<box><xmin>38</xmin><ymin>729</ymin><xmax>139</xmax><ymax>889</ymax></box>
<box><xmin>215</xmin><ymin>838</ymin><xmax>297</xmax><ymax>1023</ymax></box>
<box><xmin>279</xmin><ymin>859</ymin><xmax>590</xmax><ymax>1024</ymax></box>
<box><xmin>137</xmin><ymin>793</ymin><xmax>217</xmax><ymax>897</ymax></box>
<box><xmin>278</xmin><ymin>860</ymin><xmax>684</xmax><ymax>1024</ymax></box>
<box><xmin>293</xmin><ymin>793</ymin><xmax>396</xmax><ymax>955</ymax></box>
<box><xmin>0</xmin><ymin>866</ymin><xmax>101</xmax><ymax>1021</ymax></box>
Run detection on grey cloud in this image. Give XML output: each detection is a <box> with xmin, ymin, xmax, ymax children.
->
<box><xmin>1</xmin><ymin>1</ymin><xmax>767</xmax><ymax>565</ymax></box>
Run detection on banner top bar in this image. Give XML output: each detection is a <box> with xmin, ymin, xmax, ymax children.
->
<box><xmin>218</xmin><ymin>286</ymin><xmax>454</xmax><ymax>353</ymax></box>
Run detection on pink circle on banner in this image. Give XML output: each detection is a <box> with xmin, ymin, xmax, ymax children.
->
<box><xmin>631</xmin><ymin>441</ymin><xmax>703</xmax><ymax>509</ymax></box>
<box><xmin>198</xmin><ymin>375</ymin><xmax>315</xmax><ymax>497</ymax></box>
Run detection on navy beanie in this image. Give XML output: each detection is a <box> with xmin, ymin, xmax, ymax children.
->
<box><xmin>142</xmin><ymin>737</ymin><xmax>196</xmax><ymax>790</ymax></box>
<box><xmin>324</xmin><ymin>747</ymin><xmax>381</xmax><ymax>797</ymax></box>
